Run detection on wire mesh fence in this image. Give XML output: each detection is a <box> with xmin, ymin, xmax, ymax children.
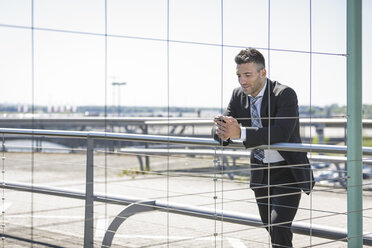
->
<box><xmin>0</xmin><ymin>0</ymin><xmax>370</xmax><ymax>247</ymax></box>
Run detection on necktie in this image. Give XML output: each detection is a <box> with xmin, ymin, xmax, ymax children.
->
<box><xmin>249</xmin><ymin>96</ymin><xmax>265</xmax><ymax>161</ymax></box>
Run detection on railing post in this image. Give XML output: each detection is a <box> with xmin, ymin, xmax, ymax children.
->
<box><xmin>347</xmin><ymin>0</ymin><xmax>363</xmax><ymax>247</ymax></box>
<box><xmin>144</xmin><ymin>124</ymin><xmax>150</xmax><ymax>171</ymax></box>
<box><xmin>84</xmin><ymin>136</ymin><xmax>94</xmax><ymax>247</ymax></box>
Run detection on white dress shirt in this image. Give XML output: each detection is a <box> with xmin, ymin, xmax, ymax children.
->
<box><xmin>239</xmin><ymin>79</ymin><xmax>285</xmax><ymax>163</ymax></box>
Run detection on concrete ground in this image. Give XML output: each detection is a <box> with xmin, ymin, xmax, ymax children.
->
<box><xmin>1</xmin><ymin>151</ymin><xmax>371</xmax><ymax>247</ymax></box>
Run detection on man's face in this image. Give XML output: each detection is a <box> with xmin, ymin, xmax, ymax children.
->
<box><xmin>236</xmin><ymin>62</ymin><xmax>266</xmax><ymax>97</ymax></box>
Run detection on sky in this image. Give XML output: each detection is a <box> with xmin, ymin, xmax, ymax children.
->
<box><xmin>0</xmin><ymin>0</ymin><xmax>371</xmax><ymax>109</ymax></box>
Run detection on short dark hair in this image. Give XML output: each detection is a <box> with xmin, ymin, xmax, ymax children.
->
<box><xmin>234</xmin><ymin>48</ymin><xmax>265</xmax><ymax>70</ymax></box>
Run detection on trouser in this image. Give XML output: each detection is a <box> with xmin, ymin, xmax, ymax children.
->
<box><xmin>253</xmin><ymin>165</ymin><xmax>301</xmax><ymax>248</ymax></box>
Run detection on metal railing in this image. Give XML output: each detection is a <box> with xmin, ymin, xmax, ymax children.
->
<box><xmin>3</xmin><ymin>127</ymin><xmax>372</xmax><ymax>154</ymax></box>
<box><xmin>0</xmin><ymin>127</ymin><xmax>371</xmax><ymax>247</ymax></box>
<box><xmin>3</xmin><ymin>116</ymin><xmax>372</xmax><ymax>127</ymax></box>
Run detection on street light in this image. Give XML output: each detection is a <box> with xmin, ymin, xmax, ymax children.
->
<box><xmin>112</xmin><ymin>82</ymin><xmax>127</xmax><ymax>116</ymax></box>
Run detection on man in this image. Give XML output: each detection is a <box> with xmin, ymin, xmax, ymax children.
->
<box><xmin>214</xmin><ymin>48</ymin><xmax>314</xmax><ymax>247</ymax></box>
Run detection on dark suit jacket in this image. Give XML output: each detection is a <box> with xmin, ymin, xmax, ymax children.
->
<box><xmin>215</xmin><ymin>79</ymin><xmax>315</xmax><ymax>194</ymax></box>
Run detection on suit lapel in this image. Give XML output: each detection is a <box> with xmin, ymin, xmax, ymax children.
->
<box><xmin>260</xmin><ymin>79</ymin><xmax>271</xmax><ymax>127</ymax></box>
<box><xmin>245</xmin><ymin>95</ymin><xmax>252</xmax><ymax>127</ymax></box>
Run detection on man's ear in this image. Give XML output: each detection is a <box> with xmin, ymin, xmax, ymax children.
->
<box><xmin>260</xmin><ymin>68</ymin><xmax>267</xmax><ymax>78</ymax></box>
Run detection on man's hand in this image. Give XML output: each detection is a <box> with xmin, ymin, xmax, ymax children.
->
<box><xmin>214</xmin><ymin>115</ymin><xmax>241</xmax><ymax>140</ymax></box>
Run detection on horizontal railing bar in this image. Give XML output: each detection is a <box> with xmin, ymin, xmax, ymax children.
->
<box><xmin>120</xmin><ymin>148</ymin><xmax>248</xmax><ymax>157</ymax></box>
<box><xmin>119</xmin><ymin>148</ymin><xmax>372</xmax><ymax>164</ymax></box>
<box><xmin>0</xmin><ymin>117</ymin><xmax>186</xmax><ymax>126</ymax></box>
<box><xmin>145</xmin><ymin>119</ymin><xmax>213</xmax><ymax>125</ymax></box>
<box><xmin>154</xmin><ymin>200</ymin><xmax>372</xmax><ymax>244</ymax></box>
<box><xmin>0</xmin><ymin>128</ymin><xmax>219</xmax><ymax>146</ymax></box>
<box><xmin>145</xmin><ymin>118</ymin><xmax>372</xmax><ymax>127</ymax></box>
<box><xmin>2</xmin><ymin>181</ymin><xmax>372</xmax><ymax>246</ymax></box>
<box><xmin>1</xmin><ymin>128</ymin><xmax>87</xmax><ymax>138</ymax></box>
<box><xmin>1</xmin><ymin>181</ymin><xmax>146</xmax><ymax>204</ymax></box>
<box><xmin>261</xmin><ymin>143</ymin><xmax>372</xmax><ymax>156</ymax></box>
<box><xmin>2</xmin><ymin>117</ymin><xmax>372</xmax><ymax>127</ymax></box>
<box><xmin>1</xmin><ymin>128</ymin><xmax>372</xmax><ymax>155</ymax></box>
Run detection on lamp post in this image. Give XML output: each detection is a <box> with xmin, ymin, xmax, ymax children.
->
<box><xmin>112</xmin><ymin>82</ymin><xmax>127</xmax><ymax>116</ymax></box>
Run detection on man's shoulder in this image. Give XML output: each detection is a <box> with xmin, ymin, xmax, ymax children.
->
<box><xmin>232</xmin><ymin>86</ymin><xmax>246</xmax><ymax>96</ymax></box>
<box><xmin>270</xmin><ymin>80</ymin><xmax>297</xmax><ymax>96</ymax></box>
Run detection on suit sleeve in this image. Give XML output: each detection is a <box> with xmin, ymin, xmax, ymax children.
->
<box><xmin>243</xmin><ymin>87</ymin><xmax>299</xmax><ymax>148</ymax></box>
<box><xmin>224</xmin><ymin>89</ymin><xmax>239</xmax><ymax>117</ymax></box>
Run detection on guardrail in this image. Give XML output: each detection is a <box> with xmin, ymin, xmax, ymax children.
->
<box><xmin>0</xmin><ymin>127</ymin><xmax>371</xmax><ymax>247</ymax></box>
<box><xmin>2</xmin><ymin>127</ymin><xmax>372</xmax><ymax>154</ymax></box>
<box><xmin>3</xmin><ymin>117</ymin><xmax>372</xmax><ymax>128</ymax></box>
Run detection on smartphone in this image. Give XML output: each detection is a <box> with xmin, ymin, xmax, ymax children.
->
<box><xmin>214</xmin><ymin>117</ymin><xmax>226</xmax><ymax>123</ymax></box>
